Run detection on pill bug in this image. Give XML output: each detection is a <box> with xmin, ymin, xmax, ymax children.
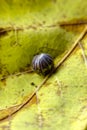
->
<box><xmin>32</xmin><ymin>53</ymin><xmax>54</xmax><ymax>76</ymax></box>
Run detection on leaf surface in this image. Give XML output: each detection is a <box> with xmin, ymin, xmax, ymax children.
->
<box><xmin>0</xmin><ymin>0</ymin><xmax>87</xmax><ymax>130</ymax></box>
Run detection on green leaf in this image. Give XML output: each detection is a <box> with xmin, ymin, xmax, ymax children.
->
<box><xmin>0</xmin><ymin>0</ymin><xmax>87</xmax><ymax>130</ymax></box>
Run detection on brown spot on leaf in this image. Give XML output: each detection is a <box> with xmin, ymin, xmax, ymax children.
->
<box><xmin>31</xmin><ymin>82</ymin><xmax>35</xmax><ymax>86</ymax></box>
<box><xmin>1</xmin><ymin>78</ymin><xmax>6</xmax><ymax>86</ymax></box>
<box><xmin>0</xmin><ymin>28</ymin><xmax>8</xmax><ymax>37</ymax></box>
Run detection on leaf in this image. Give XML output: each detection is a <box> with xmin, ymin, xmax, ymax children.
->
<box><xmin>0</xmin><ymin>0</ymin><xmax>87</xmax><ymax>130</ymax></box>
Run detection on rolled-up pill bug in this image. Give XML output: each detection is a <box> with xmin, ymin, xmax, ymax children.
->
<box><xmin>32</xmin><ymin>53</ymin><xmax>54</xmax><ymax>76</ymax></box>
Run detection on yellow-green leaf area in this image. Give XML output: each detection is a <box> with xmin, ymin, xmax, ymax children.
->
<box><xmin>10</xmin><ymin>40</ymin><xmax>87</xmax><ymax>130</ymax></box>
<box><xmin>0</xmin><ymin>27</ymin><xmax>75</xmax><ymax>78</ymax></box>
<box><xmin>0</xmin><ymin>73</ymin><xmax>43</xmax><ymax>119</ymax></box>
<box><xmin>0</xmin><ymin>0</ymin><xmax>87</xmax><ymax>26</ymax></box>
<box><xmin>0</xmin><ymin>0</ymin><xmax>87</xmax><ymax>130</ymax></box>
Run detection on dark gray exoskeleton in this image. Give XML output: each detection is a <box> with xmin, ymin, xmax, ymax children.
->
<box><xmin>32</xmin><ymin>53</ymin><xmax>54</xmax><ymax>76</ymax></box>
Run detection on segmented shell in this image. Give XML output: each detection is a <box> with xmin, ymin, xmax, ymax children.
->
<box><xmin>32</xmin><ymin>53</ymin><xmax>54</xmax><ymax>75</ymax></box>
